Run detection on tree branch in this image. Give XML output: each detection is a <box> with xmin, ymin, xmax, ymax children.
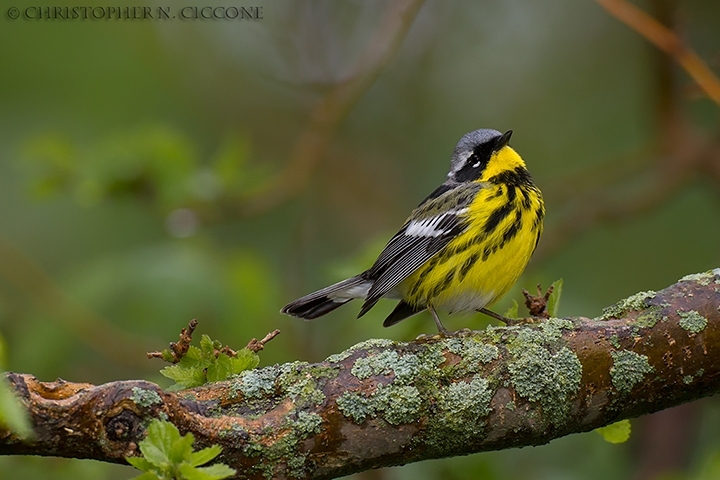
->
<box><xmin>2</xmin><ymin>269</ymin><xmax>720</xmax><ymax>479</ymax></box>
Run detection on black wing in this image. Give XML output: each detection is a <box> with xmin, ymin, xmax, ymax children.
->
<box><xmin>357</xmin><ymin>181</ymin><xmax>485</xmax><ymax>316</ymax></box>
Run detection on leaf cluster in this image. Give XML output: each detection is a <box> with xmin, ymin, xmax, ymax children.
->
<box><xmin>160</xmin><ymin>334</ymin><xmax>259</xmax><ymax>390</ymax></box>
<box><xmin>127</xmin><ymin>419</ymin><xmax>235</xmax><ymax>480</ymax></box>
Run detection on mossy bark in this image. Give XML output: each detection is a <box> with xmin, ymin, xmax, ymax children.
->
<box><xmin>2</xmin><ymin>269</ymin><xmax>720</xmax><ymax>479</ymax></box>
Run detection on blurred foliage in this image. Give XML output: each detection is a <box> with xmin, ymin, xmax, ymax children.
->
<box><xmin>1</xmin><ymin>0</ymin><xmax>720</xmax><ymax>478</ymax></box>
<box><xmin>0</xmin><ymin>334</ymin><xmax>32</xmax><ymax>439</ymax></box>
<box><xmin>596</xmin><ymin>419</ymin><xmax>632</xmax><ymax>444</ymax></box>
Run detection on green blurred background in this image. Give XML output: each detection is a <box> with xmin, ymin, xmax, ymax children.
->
<box><xmin>1</xmin><ymin>0</ymin><xmax>719</xmax><ymax>478</ymax></box>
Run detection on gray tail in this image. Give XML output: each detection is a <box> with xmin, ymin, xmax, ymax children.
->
<box><xmin>281</xmin><ymin>275</ymin><xmax>370</xmax><ymax>320</ymax></box>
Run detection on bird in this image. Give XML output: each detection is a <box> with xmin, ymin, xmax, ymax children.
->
<box><xmin>281</xmin><ymin>129</ymin><xmax>545</xmax><ymax>334</ymax></box>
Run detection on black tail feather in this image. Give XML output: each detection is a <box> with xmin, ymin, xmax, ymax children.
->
<box><xmin>281</xmin><ymin>276</ymin><xmax>368</xmax><ymax>320</ymax></box>
<box><xmin>383</xmin><ymin>301</ymin><xmax>423</xmax><ymax>327</ymax></box>
<box><xmin>282</xmin><ymin>296</ymin><xmax>351</xmax><ymax>319</ymax></box>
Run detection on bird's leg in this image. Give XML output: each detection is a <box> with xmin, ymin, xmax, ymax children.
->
<box><xmin>478</xmin><ymin>307</ymin><xmax>518</xmax><ymax>326</ymax></box>
<box><xmin>428</xmin><ymin>305</ymin><xmax>452</xmax><ymax>335</ymax></box>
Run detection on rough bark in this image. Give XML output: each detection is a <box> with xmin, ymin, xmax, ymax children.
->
<box><xmin>2</xmin><ymin>269</ymin><xmax>720</xmax><ymax>479</ymax></box>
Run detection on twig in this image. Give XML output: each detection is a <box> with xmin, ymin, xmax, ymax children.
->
<box><xmin>595</xmin><ymin>0</ymin><xmax>720</xmax><ymax>107</ymax></box>
<box><xmin>147</xmin><ymin>319</ymin><xmax>198</xmax><ymax>363</ymax></box>
<box><xmin>245</xmin><ymin>329</ymin><xmax>281</xmax><ymax>353</ymax></box>
<box><xmin>237</xmin><ymin>0</ymin><xmax>425</xmax><ymax>216</ymax></box>
<box><xmin>522</xmin><ymin>284</ymin><xmax>553</xmax><ymax>319</ymax></box>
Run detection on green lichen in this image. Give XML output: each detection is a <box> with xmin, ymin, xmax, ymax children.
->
<box><xmin>418</xmin><ymin>374</ymin><xmax>496</xmax><ymax>453</ymax></box>
<box><xmin>441</xmin><ymin>337</ymin><xmax>499</xmax><ymax>374</ymax></box>
<box><xmin>419</xmin><ymin>342</ymin><xmax>449</xmax><ymax>371</ymax></box>
<box><xmin>601</xmin><ymin>291</ymin><xmax>657</xmax><ymax>320</ymax></box>
<box><xmin>610</xmin><ymin>350</ymin><xmax>654</xmax><ymax>393</ymax></box>
<box><xmin>277</xmin><ymin>362</ymin><xmax>338</xmax><ymax>407</ymax></box>
<box><xmin>350</xmin><ymin>351</ymin><xmax>419</xmax><ymax>382</ymax></box>
<box><xmin>286</xmin><ymin>453</ymin><xmax>309</xmax><ymax>479</ymax></box>
<box><xmin>131</xmin><ymin>387</ymin><xmax>162</xmax><ymax>407</ymax></box>
<box><xmin>236</xmin><ymin>367</ymin><xmax>278</xmax><ymax>398</ymax></box>
<box><xmin>608</xmin><ymin>334</ymin><xmax>621</xmax><ymax>349</ymax></box>
<box><xmin>375</xmin><ymin>384</ymin><xmax>422</xmax><ymax>425</ymax></box>
<box><xmin>678</xmin><ymin>310</ymin><xmax>707</xmax><ymax>334</ymax></box>
<box><xmin>294</xmin><ymin>411</ymin><xmax>323</xmax><ymax>436</ymax></box>
<box><xmin>514</xmin><ymin>317</ymin><xmax>574</xmax><ymax>346</ymax></box>
<box><xmin>327</xmin><ymin>339</ymin><xmax>399</xmax><ymax>364</ymax></box>
<box><xmin>539</xmin><ymin>318</ymin><xmax>576</xmax><ymax>340</ymax></box>
<box><xmin>508</xmin><ymin>345</ymin><xmax>582</xmax><ymax>424</ymax></box>
<box><xmin>505</xmin><ymin>400</ymin><xmax>516</xmax><ymax>411</ymax></box>
<box><xmin>680</xmin><ymin>271</ymin><xmax>716</xmax><ymax>286</ymax></box>
<box><xmin>326</xmin><ymin>351</ymin><xmax>353</xmax><ymax>363</ymax></box>
<box><xmin>683</xmin><ymin>375</ymin><xmax>694</xmax><ymax>385</ymax></box>
<box><xmin>348</xmin><ymin>338</ymin><xmax>396</xmax><ymax>351</ymax></box>
<box><xmin>437</xmin><ymin>375</ymin><xmax>493</xmax><ymax>422</ymax></box>
<box><xmin>336</xmin><ymin>391</ymin><xmax>375</xmax><ymax>423</ymax></box>
<box><xmin>634</xmin><ymin>306</ymin><xmax>665</xmax><ymax>329</ymax></box>
<box><xmin>335</xmin><ymin>384</ymin><xmax>421</xmax><ymax>425</ymax></box>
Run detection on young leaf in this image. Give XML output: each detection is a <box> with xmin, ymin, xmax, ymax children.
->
<box><xmin>160</xmin><ymin>364</ymin><xmax>206</xmax><ymax>390</ymax></box>
<box><xmin>595</xmin><ymin>419</ymin><xmax>631</xmax><ymax>444</ymax></box>
<box><xmin>179</xmin><ymin>463</ymin><xmax>236</xmax><ymax>480</ymax></box>
<box><xmin>189</xmin><ymin>445</ymin><xmax>223</xmax><ymax>467</ymax></box>
<box><xmin>547</xmin><ymin>278</ymin><xmax>564</xmax><ymax>317</ymax></box>
<box><xmin>131</xmin><ymin>472</ymin><xmax>163</xmax><ymax>480</ymax></box>
<box><xmin>169</xmin><ymin>431</ymin><xmax>196</xmax><ymax>465</ymax></box>
<box><xmin>206</xmin><ymin>354</ymin><xmax>233</xmax><ymax>383</ymax></box>
<box><xmin>126</xmin><ymin>456</ymin><xmax>154</xmax><ymax>471</ymax></box>
<box><xmin>127</xmin><ymin>419</ymin><xmax>235</xmax><ymax>480</ymax></box>
<box><xmin>504</xmin><ymin>299</ymin><xmax>519</xmax><ymax>320</ymax></box>
<box><xmin>199</xmin><ymin>335</ymin><xmax>215</xmax><ymax>357</ymax></box>
<box><xmin>231</xmin><ymin>348</ymin><xmax>260</xmax><ymax>374</ymax></box>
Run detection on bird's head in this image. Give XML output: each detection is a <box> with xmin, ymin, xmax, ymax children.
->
<box><xmin>447</xmin><ymin>129</ymin><xmax>527</xmax><ymax>183</ymax></box>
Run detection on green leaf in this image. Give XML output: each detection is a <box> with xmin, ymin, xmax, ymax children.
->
<box><xmin>126</xmin><ymin>456</ymin><xmax>154</xmax><ymax>471</ymax></box>
<box><xmin>595</xmin><ymin>419</ymin><xmax>631</xmax><ymax>444</ymax></box>
<box><xmin>184</xmin><ymin>345</ymin><xmax>205</xmax><ymax>363</ymax></box>
<box><xmin>199</xmin><ymin>335</ymin><xmax>215</xmax><ymax>357</ymax></box>
<box><xmin>231</xmin><ymin>348</ymin><xmax>260</xmax><ymax>374</ymax></box>
<box><xmin>129</xmin><ymin>471</ymin><xmax>163</xmax><ymax>480</ymax></box>
<box><xmin>168</xmin><ymin>431</ymin><xmax>195</xmax><ymax>465</ymax></box>
<box><xmin>179</xmin><ymin>463</ymin><xmax>236</xmax><ymax>480</ymax></box>
<box><xmin>547</xmin><ymin>278</ymin><xmax>564</xmax><ymax>317</ymax></box>
<box><xmin>161</xmin><ymin>349</ymin><xmax>176</xmax><ymax>363</ymax></box>
<box><xmin>139</xmin><ymin>419</ymin><xmax>181</xmax><ymax>466</ymax></box>
<box><xmin>160</xmin><ymin>364</ymin><xmax>207</xmax><ymax>389</ymax></box>
<box><xmin>196</xmin><ymin>464</ymin><xmax>237</xmax><ymax>479</ymax></box>
<box><xmin>0</xmin><ymin>377</ymin><xmax>34</xmax><ymax>439</ymax></box>
<box><xmin>503</xmin><ymin>299</ymin><xmax>519</xmax><ymax>319</ymax></box>
<box><xmin>206</xmin><ymin>354</ymin><xmax>233</xmax><ymax>383</ymax></box>
<box><xmin>128</xmin><ymin>420</ymin><xmax>235</xmax><ymax>480</ymax></box>
<box><xmin>189</xmin><ymin>445</ymin><xmax>223</xmax><ymax>467</ymax></box>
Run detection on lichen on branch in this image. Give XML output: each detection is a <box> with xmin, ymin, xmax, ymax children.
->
<box><xmin>2</xmin><ymin>269</ymin><xmax>720</xmax><ymax>480</ymax></box>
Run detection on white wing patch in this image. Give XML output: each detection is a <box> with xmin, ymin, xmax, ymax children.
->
<box><xmin>405</xmin><ymin>208</ymin><xmax>468</xmax><ymax>238</ymax></box>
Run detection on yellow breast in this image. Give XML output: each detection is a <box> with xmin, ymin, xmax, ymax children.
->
<box><xmin>400</xmin><ymin>182</ymin><xmax>544</xmax><ymax>313</ymax></box>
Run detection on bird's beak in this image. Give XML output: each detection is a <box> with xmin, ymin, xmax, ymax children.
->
<box><xmin>496</xmin><ymin>130</ymin><xmax>513</xmax><ymax>150</ymax></box>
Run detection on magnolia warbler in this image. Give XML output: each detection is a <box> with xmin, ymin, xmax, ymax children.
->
<box><xmin>282</xmin><ymin>129</ymin><xmax>544</xmax><ymax>334</ymax></box>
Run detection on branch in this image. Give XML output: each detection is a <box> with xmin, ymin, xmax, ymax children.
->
<box><xmin>2</xmin><ymin>269</ymin><xmax>720</xmax><ymax>479</ymax></box>
<box><xmin>595</xmin><ymin>0</ymin><xmax>720</xmax><ymax>107</ymax></box>
<box><xmin>235</xmin><ymin>0</ymin><xmax>425</xmax><ymax>217</ymax></box>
